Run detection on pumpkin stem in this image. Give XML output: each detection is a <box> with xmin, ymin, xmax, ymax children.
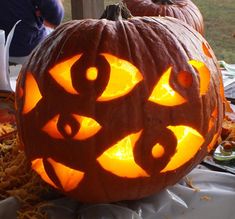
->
<box><xmin>100</xmin><ymin>2</ymin><xmax>132</xmax><ymax>21</ymax></box>
<box><xmin>152</xmin><ymin>0</ymin><xmax>175</xmax><ymax>4</ymax></box>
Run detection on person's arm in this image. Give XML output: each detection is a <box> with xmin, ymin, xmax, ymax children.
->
<box><xmin>39</xmin><ymin>0</ymin><xmax>64</xmax><ymax>29</ymax></box>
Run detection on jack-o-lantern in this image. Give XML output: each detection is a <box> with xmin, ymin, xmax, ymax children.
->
<box><xmin>15</xmin><ymin>4</ymin><xmax>224</xmax><ymax>203</ymax></box>
<box><xmin>123</xmin><ymin>0</ymin><xmax>204</xmax><ymax>35</ymax></box>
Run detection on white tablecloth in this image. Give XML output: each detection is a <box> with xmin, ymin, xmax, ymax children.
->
<box><xmin>1</xmin><ymin>166</ymin><xmax>235</xmax><ymax>219</ymax></box>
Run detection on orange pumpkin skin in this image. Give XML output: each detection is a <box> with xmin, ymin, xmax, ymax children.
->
<box><xmin>15</xmin><ymin>5</ymin><xmax>223</xmax><ymax>203</ymax></box>
<box><xmin>123</xmin><ymin>0</ymin><xmax>204</xmax><ymax>35</ymax></box>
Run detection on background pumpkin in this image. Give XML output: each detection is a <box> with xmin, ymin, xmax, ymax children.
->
<box><xmin>15</xmin><ymin>4</ymin><xmax>223</xmax><ymax>203</ymax></box>
<box><xmin>123</xmin><ymin>0</ymin><xmax>204</xmax><ymax>35</ymax></box>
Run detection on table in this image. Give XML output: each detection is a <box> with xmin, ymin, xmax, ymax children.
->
<box><xmin>0</xmin><ymin>165</ymin><xmax>235</xmax><ymax>219</ymax></box>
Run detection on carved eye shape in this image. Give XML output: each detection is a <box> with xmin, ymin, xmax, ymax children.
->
<box><xmin>31</xmin><ymin>158</ymin><xmax>85</xmax><ymax>192</ymax></box>
<box><xmin>97</xmin><ymin>130</ymin><xmax>149</xmax><ymax>178</ymax></box>
<box><xmin>97</xmin><ymin>53</ymin><xmax>143</xmax><ymax>101</ymax></box>
<box><xmin>22</xmin><ymin>72</ymin><xmax>42</xmax><ymax>114</ymax></box>
<box><xmin>49</xmin><ymin>54</ymin><xmax>82</xmax><ymax>94</ymax></box>
<box><xmin>160</xmin><ymin>125</ymin><xmax>204</xmax><ymax>173</ymax></box>
<box><xmin>148</xmin><ymin>67</ymin><xmax>187</xmax><ymax>106</ymax></box>
<box><xmin>188</xmin><ymin>60</ymin><xmax>210</xmax><ymax>96</ymax></box>
<box><xmin>47</xmin><ymin>157</ymin><xmax>84</xmax><ymax>192</ymax></box>
<box><xmin>31</xmin><ymin>158</ymin><xmax>58</xmax><ymax>189</ymax></box>
<box><xmin>42</xmin><ymin>114</ymin><xmax>101</xmax><ymax>140</ymax></box>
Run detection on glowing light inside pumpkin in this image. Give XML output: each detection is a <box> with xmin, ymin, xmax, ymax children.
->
<box><xmin>97</xmin><ymin>53</ymin><xmax>143</xmax><ymax>101</ymax></box>
<box><xmin>152</xmin><ymin>143</ymin><xmax>165</xmax><ymax>159</ymax></box>
<box><xmin>97</xmin><ymin>130</ymin><xmax>149</xmax><ymax>178</ymax></box>
<box><xmin>208</xmin><ymin>107</ymin><xmax>217</xmax><ymax>132</ymax></box>
<box><xmin>148</xmin><ymin>67</ymin><xmax>187</xmax><ymax>106</ymax></box>
<box><xmin>188</xmin><ymin>60</ymin><xmax>210</xmax><ymax>96</ymax></box>
<box><xmin>86</xmin><ymin>67</ymin><xmax>98</xmax><ymax>81</ymax></box>
<box><xmin>42</xmin><ymin>114</ymin><xmax>63</xmax><ymax>139</ymax></box>
<box><xmin>49</xmin><ymin>54</ymin><xmax>82</xmax><ymax>94</ymax></box>
<box><xmin>72</xmin><ymin>114</ymin><xmax>101</xmax><ymax>140</ymax></box>
<box><xmin>177</xmin><ymin>70</ymin><xmax>193</xmax><ymax>88</ymax></box>
<box><xmin>31</xmin><ymin>158</ymin><xmax>58</xmax><ymax>189</ymax></box>
<box><xmin>42</xmin><ymin>114</ymin><xmax>101</xmax><ymax>140</ymax></box>
<box><xmin>64</xmin><ymin>124</ymin><xmax>73</xmax><ymax>136</ymax></box>
<box><xmin>161</xmin><ymin>125</ymin><xmax>204</xmax><ymax>172</ymax></box>
<box><xmin>23</xmin><ymin>72</ymin><xmax>42</xmax><ymax>114</ymax></box>
<box><xmin>47</xmin><ymin>158</ymin><xmax>84</xmax><ymax>192</ymax></box>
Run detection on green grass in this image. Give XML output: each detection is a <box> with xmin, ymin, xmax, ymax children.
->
<box><xmin>63</xmin><ymin>0</ymin><xmax>235</xmax><ymax>63</ymax></box>
<box><xmin>193</xmin><ymin>0</ymin><xmax>235</xmax><ymax>63</ymax></box>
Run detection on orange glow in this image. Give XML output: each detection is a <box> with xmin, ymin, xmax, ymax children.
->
<box><xmin>49</xmin><ymin>54</ymin><xmax>82</xmax><ymax>94</ymax></box>
<box><xmin>208</xmin><ymin>107</ymin><xmax>217</xmax><ymax>132</ymax></box>
<box><xmin>188</xmin><ymin>60</ymin><xmax>210</xmax><ymax>96</ymax></box>
<box><xmin>23</xmin><ymin>72</ymin><xmax>42</xmax><ymax>114</ymax></box>
<box><xmin>86</xmin><ymin>67</ymin><xmax>98</xmax><ymax>81</ymax></box>
<box><xmin>97</xmin><ymin>53</ymin><xmax>143</xmax><ymax>101</ymax></box>
<box><xmin>152</xmin><ymin>143</ymin><xmax>165</xmax><ymax>159</ymax></box>
<box><xmin>207</xmin><ymin>133</ymin><xmax>219</xmax><ymax>152</ymax></box>
<box><xmin>47</xmin><ymin>158</ymin><xmax>84</xmax><ymax>192</ymax></box>
<box><xmin>97</xmin><ymin>130</ymin><xmax>149</xmax><ymax>178</ymax></box>
<box><xmin>161</xmin><ymin>125</ymin><xmax>204</xmax><ymax>172</ymax></box>
<box><xmin>72</xmin><ymin>114</ymin><xmax>101</xmax><ymax>140</ymax></box>
<box><xmin>64</xmin><ymin>124</ymin><xmax>73</xmax><ymax>136</ymax></box>
<box><xmin>31</xmin><ymin>159</ymin><xmax>58</xmax><ymax>189</ymax></box>
<box><xmin>18</xmin><ymin>86</ymin><xmax>24</xmax><ymax>98</ymax></box>
<box><xmin>202</xmin><ymin>42</ymin><xmax>212</xmax><ymax>58</ymax></box>
<box><xmin>148</xmin><ymin>67</ymin><xmax>187</xmax><ymax>106</ymax></box>
<box><xmin>177</xmin><ymin>70</ymin><xmax>193</xmax><ymax>88</ymax></box>
<box><xmin>42</xmin><ymin>114</ymin><xmax>101</xmax><ymax>140</ymax></box>
<box><xmin>219</xmin><ymin>75</ymin><xmax>225</xmax><ymax>101</ymax></box>
<box><xmin>42</xmin><ymin>114</ymin><xmax>64</xmax><ymax>139</ymax></box>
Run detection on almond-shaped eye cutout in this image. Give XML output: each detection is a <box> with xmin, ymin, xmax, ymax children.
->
<box><xmin>148</xmin><ymin>67</ymin><xmax>187</xmax><ymax>106</ymax></box>
<box><xmin>161</xmin><ymin>125</ymin><xmax>204</xmax><ymax>173</ymax></box>
<box><xmin>49</xmin><ymin>54</ymin><xmax>82</xmax><ymax>94</ymax></box>
<box><xmin>42</xmin><ymin>114</ymin><xmax>64</xmax><ymax>139</ymax></box>
<box><xmin>97</xmin><ymin>53</ymin><xmax>143</xmax><ymax>101</ymax></box>
<box><xmin>97</xmin><ymin>130</ymin><xmax>149</xmax><ymax>178</ymax></box>
<box><xmin>23</xmin><ymin>72</ymin><xmax>42</xmax><ymax>114</ymax></box>
<box><xmin>47</xmin><ymin>157</ymin><xmax>85</xmax><ymax>192</ymax></box>
<box><xmin>31</xmin><ymin>158</ymin><xmax>58</xmax><ymax>189</ymax></box>
<box><xmin>188</xmin><ymin>60</ymin><xmax>210</xmax><ymax>96</ymax></box>
<box><xmin>72</xmin><ymin>114</ymin><xmax>101</xmax><ymax>140</ymax></box>
<box><xmin>42</xmin><ymin>114</ymin><xmax>101</xmax><ymax>140</ymax></box>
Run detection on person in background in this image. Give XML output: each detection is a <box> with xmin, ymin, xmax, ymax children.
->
<box><xmin>0</xmin><ymin>0</ymin><xmax>64</xmax><ymax>65</ymax></box>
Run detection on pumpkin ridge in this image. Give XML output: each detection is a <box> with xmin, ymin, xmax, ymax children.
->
<box><xmin>185</xmin><ymin>5</ymin><xmax>204</xmax><ymax>34</ymax></box>
<box><xmin>123</xmin><ymin>0</ymin><xmax>204</xmax><ymax>34</ymax></box>
<box><xmin>155</xmin><ymin>17</ymin><xmax>199</xmax><ymax>60</ymax></box>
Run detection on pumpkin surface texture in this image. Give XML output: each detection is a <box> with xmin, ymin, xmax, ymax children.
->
<box><xmin>123</xmin><ymin>0</ymin><xmax>204</xmax><ymax>34</ymax></box>
<box><xmin>15</xmin><ymin>4</ymin><xmax>224</xmax><ymax>203</ymax></box>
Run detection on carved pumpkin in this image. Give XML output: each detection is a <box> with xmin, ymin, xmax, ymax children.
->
<box><xmin>123</xmin><ymin>0</ymin><xmax>204</xmax><ymax>34</ymax></box>
<box><xmin>15</xmin><ymin>4</ymin><xmax>224</xmax><ymax>203</ymax></box>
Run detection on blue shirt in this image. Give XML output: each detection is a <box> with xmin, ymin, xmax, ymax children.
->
<box><xmin>0</xmin><ymin>0</ymin><xmax>64</xmax><ymax>57</ymax></box>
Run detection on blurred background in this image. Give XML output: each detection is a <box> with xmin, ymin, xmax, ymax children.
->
<box><xmin>63</xmin><ymin>0</ymin><xmax>235</xmax><ymax>63</ymax></box>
